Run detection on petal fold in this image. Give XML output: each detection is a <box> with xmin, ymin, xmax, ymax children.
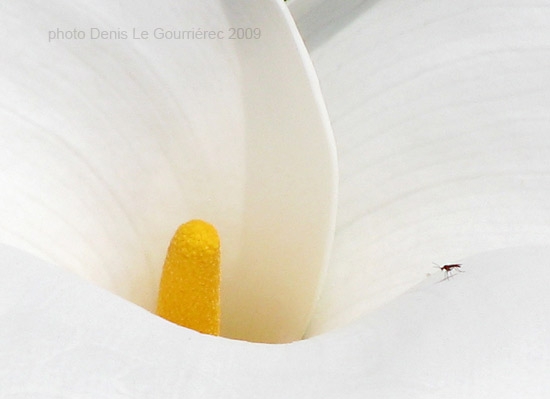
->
<box><xmin>0</xmin><ymin>0</ymin><xmax>337</xmax><ymax>343</ymax></box>
<box><xmin>3</xmin><ymin>244</ymin><xmax>549</xmax><ymax>397</ymax></box>
<box><xmin>291</xmin><ymin>0</ymin><xmax>550</xmax><ymax>335</ymax></box>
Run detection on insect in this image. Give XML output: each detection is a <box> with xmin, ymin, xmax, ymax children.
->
<box><xmin>433</xmin><ymin>263</ymin><xmax>463</xmax><ymax>280</ymax></box>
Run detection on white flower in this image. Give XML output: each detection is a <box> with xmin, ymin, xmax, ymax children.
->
<box><xmin>2</xmin><ymin>0</ymin><xmax>550</xmax><ymax>397</ymax></box>
<box><xmin>0</xmin><ymin>0</ymin><xmax>336</xmax><ymax>346</ymax></box>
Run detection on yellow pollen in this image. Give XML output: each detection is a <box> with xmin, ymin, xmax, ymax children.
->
<box><xmin>156</xmin><ymin>219</ymin><xmax>220</xmax><ymax>335</ymax></box>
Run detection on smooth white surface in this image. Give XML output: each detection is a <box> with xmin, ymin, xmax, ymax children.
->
<box><xmin>2</xmin><ymin>244</ymin><xmax>549</xmax><ymax>397</ymax></box>
<box><xmin>0</xmin><ymin>0</ymin><xmax>337</xmax><ymax>343</ymax></box>
<box><xmin>3</xmin><ymin>0</ymin><xmax>550</xmax><ymax>396</ymax></box>
<box><xmin>289</xmin><ymin>0</ymin><xmax>550</xmax><ymax>336</ymax></box>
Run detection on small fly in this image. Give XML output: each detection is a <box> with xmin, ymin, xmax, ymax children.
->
<box><xmin>433</xmin><ymin>263</ymin><xmax>463</xmax><ymax>280</ymax></box>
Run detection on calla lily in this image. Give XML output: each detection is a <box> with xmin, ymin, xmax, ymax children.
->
<box><xmin>290</xmin><ymin>0</ymin><xmax>550</xmax><ymax>337</ymax></box>
<box><xmin>2</xmin><ymin>0</ymin><xmax>550</xmax><ymax>398</ymax></box>
<box><xmin>0</xmin><ymin>0</ymin><xmax>336</xmax><ymax>345</ymax></box>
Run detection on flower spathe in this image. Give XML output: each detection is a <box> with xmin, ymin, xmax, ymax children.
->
<box><xmin>0</xmin><ymin>0</ymin><xmax>336</xmax><ymax>344</ymax></box>
<box><xmin>2</xmin><ymin>0</ymin><xmax>550</xmax><ymax>397</ymax></box>
<box><xmin>291</xmin><ymin>0</ymin><xmax>550</xmax><ymax>337</ymax></box>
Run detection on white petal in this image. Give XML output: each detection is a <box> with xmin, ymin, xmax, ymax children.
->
<box><xmin>290</xmin><ymin>0</ymin><xmax>550</xmax><ymax>335</ymax></box>
<box><xmin>3</xmin><ymin>243</ymin><xmax>549</xmax><ymax>397</ymax></box>
<box><xmin>0</xmin><ymin>0</ymin><xmax>336</xmax><ymax>343</ymax></box>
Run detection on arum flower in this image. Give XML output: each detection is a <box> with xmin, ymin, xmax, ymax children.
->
<box><xmin>2</xmin><ymin>1</ymin><xmax>550</xmax><ymax>398</ymax></box>
<box><xmin>0</xmin><ymin>0</ymin><xmax>337</xmax><ymax>346</ymax></box>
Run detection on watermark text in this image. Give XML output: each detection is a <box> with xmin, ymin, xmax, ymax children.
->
<box><xmin>48</xmin><ymin>27</ymin><xmax>262</xmax><ymax>42</ymax></box>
